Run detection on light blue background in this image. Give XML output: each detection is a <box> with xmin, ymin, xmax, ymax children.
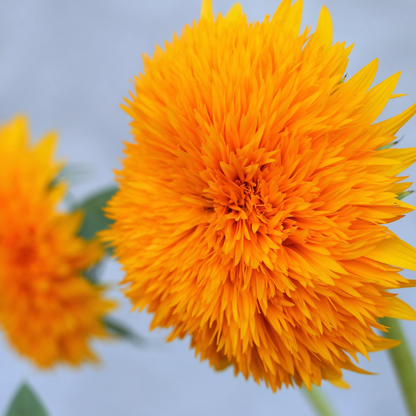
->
<box><xmin>1</xmin><ymin>1</ymin><xmax>416</xmax><ymax>415</ymax></box>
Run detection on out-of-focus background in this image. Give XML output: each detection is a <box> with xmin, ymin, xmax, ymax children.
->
<box><xmin>0</xmin><ymin>1</ymin><xmax>416</xmax><ymax>415</ymax></box>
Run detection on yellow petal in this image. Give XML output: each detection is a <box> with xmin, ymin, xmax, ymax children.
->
<box><xmin>225</xmin><ymin>4</ymin><xmax>244</xmax><ymax>22</ymax></box>
<box><xmin>304</xmin><ymin>5</ymin><xmax>333</xmax><ymax>54</ymax></box>
<box><xmin>366</xmin><ymin>238</ymin><xmax>416</xmax><ymax>271</ymax></box>
<box><xmin>271</xmin><ymin>0</ymin><xmax>292</xmax><ymax>24</ymax></box>
<box><xmin>0</xmin><ymin>115</ymin><xmax>28</xmax><ymax>153</ymax></box>
<box><xmin>390</xmin><ymin>93</ymin><xmax>407</xmax><ymax>99</ymax></box>
<box><xmin>374</xmin><ymin>102</ymin><xmax>416</xmax><ymax>136</ymax></box>
<box><xmin>345</xmin><ymin>59</ymin><xmax>378</xmax><ymax>95</ymax></box>
<box><xmin>342</xmin><ymin>360</ymin><xmax>376</xmax><ymax>375</ymax></box>
<box><xmin>398</xmin><ymin>280</ymin><xmax>416</xmax><ymax>288</ymax></box>
<box><xmin>357</xmin><ymin>72</ymin><xmax>401</xmax><ymax>124</ymax></box>
<box><xmin>200</xmin><ymin>0</ymin><xmax>213</xmax><ymax>20</ymax></box>
<box><xmin>328</xmin><ymin>378</ymin><xmax>350</xmax><ymax>388</ymax></box>
<box><xmin>395</xmin><ymin>199</ymin><xmax>416</xmax><ymax>212</ymax></box>
<box><xmin>34</xmin><ymin>132</ymin><xmax>58</xmax><ymax>163</ymax></box>
<box><xmin>389</xmin><ymin>298</ymin><xmax>416</xmax><ymax>320</ymax></box>
<box><xmin>381</xmin><ymin>147</ymin><xmax>416</xmax><ymax>175</ymax></box>
<box><xmin>367</xmin><ymin>337</ymin><xmax>400</xmax><ymax>352</ymax></box>
<box><xmin>271</xmin><ymin>0</ymin><xmax>303</xmax><ymax>38</ymax></box>
<box><xmin>315</xmin><ymin>6</ymin><xmax>333</xmax><ymax>49</ymax></box>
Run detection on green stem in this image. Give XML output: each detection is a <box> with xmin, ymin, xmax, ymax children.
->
<box><xmin>303</xmin><ymin>386</ymin><xmax>338</xmax><ymax>416</ymax></box>
<box><xmin>380</xmin><ymin>317</ymin><xmax>416</xmax><ymax>416</ymax></box>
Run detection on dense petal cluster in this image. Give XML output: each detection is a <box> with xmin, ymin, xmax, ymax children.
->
<box><xmin>0</xmin><ymin>116</ymin><xmax>115</xmax><ymax>368</ymax></box>
<box><xmin>105</xmin><ymin>0</ymin><xmax>416</xmax><ymax>390</ymax></box>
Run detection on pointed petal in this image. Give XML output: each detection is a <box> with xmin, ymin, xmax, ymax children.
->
<box><xmin>0</xmin><ymin>115</ymin><xmax>28</xmax><ymax>153</ymax></box>
<box><xmin>345</xmin><ymin>59</ymin><xmax>378</xmax><ymax>95</ymax></box>
<box><xmin>315</xmin><ymin>6</ymin><xmax>333</xmax><ymax>49</ymax></box>
<box><xmin>225</xmin><ymin>4</ymin><xmax>244</xmax><ymax>23</ymax></box>
<box><xmin>390</xmin><ymin>93</ymin><xmax>407</xmax><ymax>99</ymax></box>
<box><xmin>302</xmin><ymin>5</ymin><xmax>333</xmax><ymax>54</ymax></box>
<box><xmin>398</xmin><ymin>280</ymin><xmax>416</xmax><ymax>288</ymax></box>
<box><xmin>271</xmin><ymin>0</ymin><xmax>292</xmax><ymax>24</ymax></box>
<box><xmin>200</xmin><ymin>0</ymin><xmax>213</xmax><ymax>20</ymax></box>
<box><xmin>389</xmin><ymin>298</ymin><xmax>416</xmax><ymax>320</ymax></box>
<box><xmin>395</xmin><ymin>199</ymin><xmax>416</xmax><ymax>212</ymax></box>
<box><xmin>276</xmin><ymin>0</ymin><xmax>303</xmax><ymax>38</ymax></box>
<box><xmin>356</xmin><ymin>72</ymin><xmax>401</xmax><ymax>123</ymax></box>
<box><xmin>34</xmin><ymin>132</ymin><xmax>58</xmax><ymax>162</ymax></box>
<box><xmin>328</xmin><ymin>378</ymin><xmax>350</xmax><ymax>388</ymax></box>
<box><xmin>366</xmin><ymin>238</ymin><xmax>416</xmax><ymax>271</ymax></box>
<box><xmin>381</xmin><ymin>147</ymin><xmax>416</xmax><ymax>175</ymax></box>
<box><xmin>375</xmin><ymin>103</ymin><xmax>416</xmax><ymax>136</ymax></box>
<box><xmin>367</xmin><ymin>337</ymin><xmax>400</xmax><ymax>352</ymax></box>
<box><xmin>342</xmin><ymin>360</ymin><xmax>376</xmax><ymax>375</ymax></box>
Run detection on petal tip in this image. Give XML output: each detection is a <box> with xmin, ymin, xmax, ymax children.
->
<box><xmin>200</xmin><ymin>0</ymin><xmax>213</xmax><ymax>20</ymax></box>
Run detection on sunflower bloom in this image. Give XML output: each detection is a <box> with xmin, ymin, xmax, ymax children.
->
<box><xmin>0</xmin><ymin>116</ymin><xmax>115</xmax><ymax>368</ymax></box>
<box><xmin>105</xmin><ymin>0</ymin><xmax>416</xmax><ymax>390</ymax></box>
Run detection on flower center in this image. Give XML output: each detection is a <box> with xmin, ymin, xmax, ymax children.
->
<box><xmin>226</xmin><ymin>178</ymin><xmax>273</xmax><ymax>223</ymax></box>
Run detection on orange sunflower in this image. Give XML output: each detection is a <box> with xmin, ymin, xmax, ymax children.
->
<box><xmin>104</xmin><ymin>0</ymin><xmax>416</xmax><ymax>390</ymax></box>
<box><xmin>0</xmin><ymin>116</ymin><xmax>115</xmax><ymax>368</ymax></box>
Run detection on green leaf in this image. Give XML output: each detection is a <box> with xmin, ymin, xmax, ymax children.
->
<box><xmin>339</xmin><ymin>73</ymin><xmax>347</xmax><ymax>84</ymax></box>
<box><xmin>75</xmin><ymin>186</ymin><xmax>118</xmax><ymax>241</ymax></box>
<box><xmin>377</xmin><ymin>136</ymin><xmax>403</xmax><ymax>150</ymax></box>
<box><xmin>83</xmin><ymin>263</ymin><xmax>102</xmax><ymax>285</ymax></box>
<box><xmin>5</xmin><ymin>383</ymin><xmax>48</xmax><ymax>416</ymax></box>
<box><xmin>103</xmin><ymin>316</ymin><xmax>147</xmax><ymax>347</ymax></box>
<box><xmin>378</xmin><ymin>142</ymin><xmax>396</xmax><ymax>150</ymax></box>
<box><xmin>397</xmin><ymin>191</ymin><xmax>413</xmax><ymax>200</ymax></box>
<box><xmin>50</xmin><ymin>164</ymin><xmax>92</xmax><ymax>189</ymax></box>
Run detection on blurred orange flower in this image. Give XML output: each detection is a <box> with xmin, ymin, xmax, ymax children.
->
<box><xmin>0</xmin><ymin>116</ymin><xmax>115</xmax><ymax>368</ymax></box>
